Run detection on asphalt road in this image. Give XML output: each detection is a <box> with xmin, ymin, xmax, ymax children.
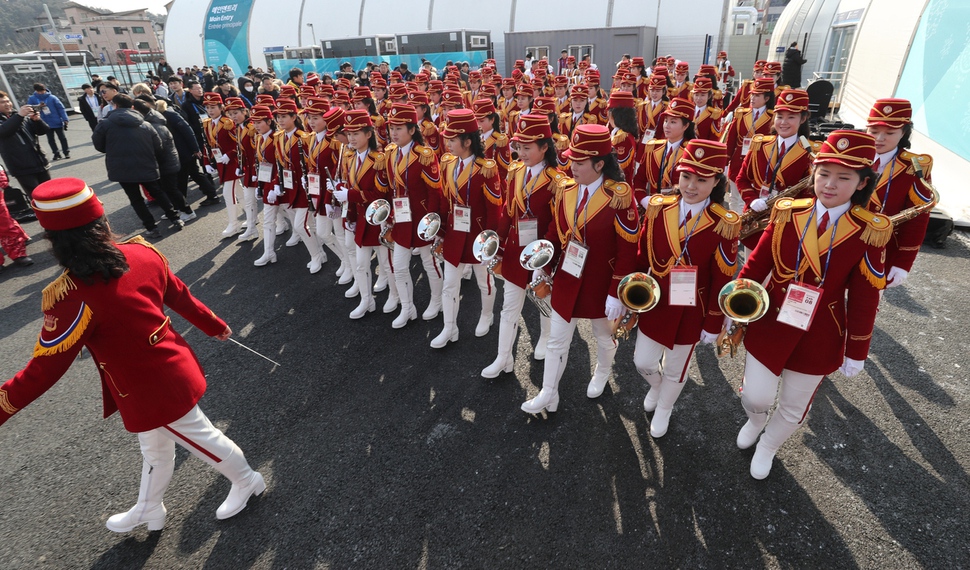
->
<box><xmin>1</xmin><ymin>127</ymin><xmax>968</xmax><ymax>569</ymax></box>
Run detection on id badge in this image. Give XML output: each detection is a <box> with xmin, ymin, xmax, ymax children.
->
<box><xmin>211</xmin><ymin>147</ymin><xmax>223</xmax><ymax>162</ymax></box>
<box><xmin>282</xmin><ymin>169</ymin><xmax>294</xmax><ymax>190</ymax></box>
<box><xmin>561</xmin><ymin>240</ymin><xmax>588</xmax><ymax>278</ymax></box>
<box><xmin>454</xmin><ymin>205</ymin><xmax>472</xmax><ymax>233</ymax></box>
<box><xmin>669</xmin><ymin>266</ymin><xmax>698</xmax><ymax>306</ymax></box>
<box><xmin>517</xmin><ymin>217</ymin><xmax>538</xmax><ymax>243</ymax></box>
<box><xmin>741</xmin><ymin>137</ymin><xmax>752</xmax><ymax>156</ymax></box>
<box><xmin>759</xmin><ymin>185</ymin><xmax>771</xmax><ymax>200</ymax></box>
<box><xmin>307</xmin><ymin>174</ymin><xmax>321</xmax><ymax>195</ymax></box>
<box><xmin>257</xmin><ymin>161</ymin><xmax>273</xmax><ymax>183</ymax></box>
<box><xmin>394</xmin><ymin>197</ymin><xmax>412</xmax><ymax>223</ymax></box>
<box><xmin>777</xmin><ymin>281</ymin><xmax>822</xmax><ymax>331</ymax></box>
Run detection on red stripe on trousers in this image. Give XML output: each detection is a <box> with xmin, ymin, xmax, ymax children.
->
<box><xmin>676</xmin><ymin>344</ymin><xmax>696</xmax><ymax>383</ymax></box>
<box><xmin>162</xmin><ymin>425</ymin><xmax>223</xmax><ymax>463</ymax></box>
<box><xmin>798</xmin><ymin>377</ymin><xmax>824</xmax><ymax>423</ymax></box>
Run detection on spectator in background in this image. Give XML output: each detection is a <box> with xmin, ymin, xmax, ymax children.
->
<box><xmin>92</xmin><ymin>93</ymin><xmax>183</xmax><ymax>239</ymax></box>
<box><xmin>99</xmin><ymin>82</ymin><xmax>120</xmax><ymax>119</ymax></box>
<box><xmin>238</xmin><ymin>77</ymin><xmax>257</xmax><ymax>106</ymax></box>
<box><xmin>214</xmin><ymin>78</ymin><xmax>241</xmax><ymax>102</ymax></box>
<box><xmin>399</xmin><ymin>63</ymin><xmax>414</xmax><ymax>82</ymax></box>
<box><xmin>259</xmin><ymin>74</ymin><xmax>280</xmax><ymax>98</ymax></box>
<box><xmin>156</xmin><ymin>98</ymin><xmax>220</xmax><ymax>206</ymax></box>
<box><xmin>558</xmin><ymin>49</ymin><xmax>569</xmax><ymax>74</ymax></box>
<box><xmin>157</xmin><ymin>58</ymin><xmax>175</xmax><ymax>81</ymax></box>
<box><xmin>783</xmin><ymin>42</ymin><xmax>808</xmax><ymax>88</ymax></box>
<box><xmin>0</xmin><ymin>90</ymin><xmax>50</xmax><ymax>217</ymax></box>
<box><xmin>106</xmin><ymin>76</ymin><xmax>127</xmax><ymax>93</ymax></box>
<box><xmin>287</xmin><ymin>68</ymin><xmax>304</xmax><ymax>88</ymax></box>
<box><xmin>77</xmin><ymin>83</ymin><xmax>103</xmax><ymax>131</ymax></box>
<box><xmin>133</xmin><ymin>96</ymin><xmax>196</xmax><ymax>224</ymax></box>
<box><xmin>27</xmin><ymin>83</ymin><xmax>70</xmax><ymax>160</ymax></box>
<box><xmin>152</xmin><ymin>76</ymin><xmax>170</xmax><ymax>99</ymax></box>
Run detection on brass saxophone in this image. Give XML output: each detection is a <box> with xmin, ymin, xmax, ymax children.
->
<box><xmin>738</xmin><ymin>136</ymin><xmax>816</xmax><ymax>240</ymax></box>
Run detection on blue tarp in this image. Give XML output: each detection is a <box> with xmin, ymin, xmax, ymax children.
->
<box><xmin>271</xmin><ymin>51</ymin><xmax>489</xmax><ymax>78</ymax></box>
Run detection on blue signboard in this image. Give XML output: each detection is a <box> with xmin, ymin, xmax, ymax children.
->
<box><xmin>204</xmin><ymin>0</ymin><xmax>255</xmax><ymax>71</ymax></box>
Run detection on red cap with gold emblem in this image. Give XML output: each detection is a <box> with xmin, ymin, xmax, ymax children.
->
<box><xmin>274</xmin><ymin>99</ymin><xmax>299</xmax><ymax>115</ymax></box>
<box><xmin>553</xmin><ymin>75</ymin><xmax>568</xmax><ymax>88</ymax></box>
<box><xmin>389</xmin><ymin>83</ymin><xmax>409</xmax><ymax>100</ymax></box>
<box><xmin>387</xmin><ymin>102</ymin><xmax>417</xmax><ymax>125</ymax></box>
<box><xmin>352</xmin><ymin>86</ymin><xmax>372</xmax><ymax>101</ymax></box>
<box><xmin>698</xmin><ymin>64</ymin><xmax>716</xmax><ymax>76</ymax></box>
<box><xmin>516</xmin><ymin>84</ymin><xmax>535</xmax><ymax>98</ymax></box>
<box><xmin>586</xmin><ymin>69</ymin><xmax>601</xmax><ymax>85</ymax></box>
<box><xmin>304</xmin><ymin>96</ymin><xmax>331</xmax><ymax>115</ymax></box>
<box><xmin>480</xmin><ymin>84</ymin><xmax>497</xmax><ymax>98</ymax></box>
<box><xmin>440</xmin><ymin>89</ymin><xmax>463</xmax><ymax>107</ymax></box>
<box><xmin>676</xmin><ymin>140</ymin><xmax>728</xmax><ymax>177</ymax></box>
<box><xmin>666</xmin><ymin>56</ymin><xmax>676</xmax><ymax>67</ymax></box>
<box><xmin>468</xmin><ymin>70</ymin><xmax>482</xmax><ymax>82</ymax></box>
<box><xmin>342</xmin><ymin>109</ymin><xmax>374</xmax><ymax>132</ymax></box>
<box><xmin>563</xmin><ymin>124</ymin><xmax>612</xmax><ymax>161</ymax></box>
<box><xmin>718</xmin><ymin>51</ymin><xmax>728</xmax><ymax>59</ymax></box>
<box><xmin>675</xmin><ymin>62</ymin><xmax>689</xmax><ymax>75</ymax></box>
<box><xmin>653</xmin><ymin>65</ymin><xmax>669</xmax><ymax>78</ymax></box>
<box><xmin>753</xmin><ymin>60</ymin><xmax>767</xmax><ymax>71</ymax></box>
<box><xmin>501</xmin><ymin>78</ymin><xmax>516</xmax><ymax>90</ymax></box>
<box><xmin>532</xmin><ymin>97</ymin><xmax>557</xmax><ymax>115</ymax></box>
<box><xmin>336</xmin><ymin>77</ymin><xmax>353</xmax><ymax>90</ymax></box>
<box><xmin>569</xmin><ymin>84</ymin><xmax>588</xmax><ymax>100</ymax></box>
<box><xmin>405</xmin><ymin>81</ymin><xmax>418</xmax><ymax>92</ymax></box>
<box><xmin>31</xmin><ymin>178</ymin><xmax>104</xmax><ymax>231</ymax></box>
<box><xmin>428</xmin><ymin>80</ymin><xmax>444</xmax><ymax>93</ymax></box>
<box><xmin>607</xmin><ymin>91</ymin><xmax>636</xmax><ymax>109</ymax></box>
<box><xmin>665</xmin><ymin>97</ymin><xmax>693</xmax><ymax>120</ymax></box>
<box><xmin>279</xmin><ymin>85</ymin><xmax>297</xmax><ymax>98</ymax></box>
<box><xmin>409</xmin><ymin>91</ymin><xmax>430</xmax><ymax>106</ymax></box>
<box><xmin>632</xmin><ymin>56</ymin><xmax>645</xmax><ymax>67</ymax></box>
<box><xmin>567</xmin><ymin>55</ymin><xmax>576</xmax><ymax>64</ymax></box>
<box><xmin>300</xmin><ymin>84</ymin><xmax>316</xmax><ymax>97</ymax></box>
<box><xmin>692</xmin><ymin>78</ymin><xmax>713</xmax><ymax>93</ymax></box>
<box><xmin>534</xmin><ymin>67</ymin><xmax>547</xmax><ymax>80</ymax></box>
<box><xmin>763</xmin><ymin>61</ymin><xmax>782</xmax><ymax>76</ymax></box>
<box><xmin>318</xmin><ymin>84</ymin><xmax>335</xmax><ymax>97</ymax></box>
<box><xmin>323</xmin><ymin>107</ymin><xmax>345</xmax><ymax>131</ymax></box>
<box><xmin>256</xmin><ymin>94</ymin><xmax>275</xmax><ymax>106</ymax></box>
<box><xmin>648</xmin><ymin>75</ymin><xmax>667</xmax><ymax>89</ymax></box>
<box><xmin>441</xmin><ymin>109</ymin><xmax>479</xmax><ymax>138</ymax></box>
<box><xmin>389</xmin><ymin>71</ymin><xmax>403</xmax><ymax>82</ymax></box>
<box><xmin>814</xmin><ymin>130</ymin><xmax>876</xmax><ymax>169</ymax></box>
<box><xmin>472</xmin><ymin>98</ymin><xmax>496</xmax><ymax>118</ymax></box>
<box><xmin>414</xmin><ymin>72</ymin><xmax>430</xmax><ymax>84</ymax></box>
<box><xmin>250</xmin><ymin>105</ymin><xmax>274</xmax><ymax>122</ymax></box>
<box><xmin>775</xmin><ymin>89</ymin><xmax>809</xmax><ymax>113</ymax></box>
<box><xmin>750</xmin><ymin>77</ymin><xmax>775</xmax><ymax>94</ymax></box>
<box><xmin>867</xmin><ymin>98</ymin><xmax>912</xmax><ymax>128</ymax></box>
<box><xmin>371</xmin><ymin>78</ymin><xmax>388</xmax><ymax>90</ymax></box>
<box><xmin>203</xmin><ymin>92</ymin><xmax>223</xmax><ymax>106</ymax></box>
<box><xmin>511</xmin><ymin>114</ymin><xmax>553</xmax><ymax>143</ymax></box>
<box><xmin>333</xmin><ymin>92</ymin><xmax>351</xmax><ymax>106</ymax></box>
<box><xmin>224</xmin><ymin>96</ymin><xmax>247</xmax><ymax>111</ymax></box>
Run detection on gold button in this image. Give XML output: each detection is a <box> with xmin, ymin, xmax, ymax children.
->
<box><xmin>151</xmin><ymin>335</ymin><xmax>157</xmax><ymax>343</ymax></box>
<box><xmin>814</xmin><ymin>277</ymin><xmax>821</xmax><ymax>284</ymax></box>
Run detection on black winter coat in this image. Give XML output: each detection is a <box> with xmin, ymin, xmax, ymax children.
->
<box><xmin>782</xmin><ymin>48</ymin><xmax>808</xmax><ymax>88</ymax></box>
<box><xmin>162</xmin><ymin>108</ymin><xmax>200</xmax><ymax>163</ymax></box>
<box><xmin>0</xmin><ymin>112</ymin><xmax>50</xmax><ymax>176</ymax></box>
<box><xmin>91</xmin><ymin>108</ymin><xmax>162</xmax><ymax>183</ymax></box>
<box><xmin>143</xmin><ymin>110</ymin><xmax>180</xmax><ymax>175</ymax></box>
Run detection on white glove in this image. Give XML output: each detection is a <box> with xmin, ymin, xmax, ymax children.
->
<box><xmin>347</xmin><ymin>222</ymin><xmax>357</xmax><ymax>232</ymax></box>
<box><xmin>639</xmin><ymin>196</ymin><xmax>651</xmax><ymax>209</ymax></box>
<box><xmin>267</xmin><ymin>185</ymin><xmax>281</xmax><ymax>204</ymax></box>
<box><xmin>699</xmin><ymin>331</ymin><xmax>719</xmax><ymax>344</ymax></box>
<box><xmin>217</xmin><ymin>152</ymin><xmax>230</xmax><ymax>164</ymax></box>
<box><xmin>326</xmin><ymin>179</ymin><xmax>337</xmax><ymax>192</ymax></box>
<box><xmin>722</xmin><ymin>315</ymin><xmax>735</xmax><ymax>332</ymax></box>
<box><xmin>839</xmin><ymin>357</ymin><xmax>865</xmax><ymax>378</ymax></box>
<box><xmin>886</xmin><ymin>266</ymin><xmax>908</xmax><ymax>288</ymax></box>
<box><xmin>605</xmin><ymin>295</ymin><xmax>625</xmax><ymax>321</ymax></box>
<box><xmin>235</xmin><ymin>168</ymin><xmax>242</xmax><ymax>177</ymax></box>
<box><xmin>332</xmin><ymin>183</ymin><xmax>349</xmax><ymax>202</ymax></box>
<box><xmin>205</xmin><ymin>165</ymin><xmax>218</xmax><ymax>175</ymax></box>
<box><xmin>325</xmin><ymin>204</ymin><xmax>335</xmax><ymax>217</ymax></box>
<box><xmin>750</xmin><ymin>198</ymin><xmax>768</xmax><ymax>212</ymax></box>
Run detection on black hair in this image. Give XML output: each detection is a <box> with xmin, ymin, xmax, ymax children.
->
<box><xmin>456</xmin><ymin>131</ymin><xmax>486</xmax><ymax>159</ymax></box>
<box><xmin>897</xmin><ymin>123</ymin><xmax>913</xmax><ymax>151</ymax></box>
<box><xmin>403</xmin><ymin>123</ymin><xmax>425</xmax><ymax>146</ymax></box>
<box><xmin>534</xmin><ymin>137</ymin><xmax>558</xmax><ymax>168</ymax></box>
<box><xmin>593</xmin><ymin>152</ymin><xmax>625</xmax><ymax>182</ymax></box>
<box><xmin>547</xmin><ymin>112</ymin><xmax>561</xmax><ymax>135</ymax></box>
<box><xmin>610</xmin><ymin>107</ymin><xmax>639</xmax><ymax>139</ymax></box>
<box><xmin>664</xmin><ymin>116</ymin><xmax>695</xmax><ymax>143</ymax></box>
<box><xmin>132</xmin><ymin>99</ymin><xmax>153</xmax><ymax>116</ymax></box>
<box><xmin>765</xmin><ymin>90</ymin><xmax>776</xmax><ymax>110</ymax></box>
<box><xmin>46</xmin><ymin>217</ymin><xmax>129</xmax><ymax>283</ymax></box>
<box><xmin>33</xmin><ymin>83</ymin><xmax>46</xmax><ymax>91</ymax></box>
<box><xmin>360</xmin><ymin>97</ymin><xmax>378</xmax><ymax>116</ymax></box>
<box><xmin>484</xmin><ymin>112</ymin><xmax>501</xmax><ymax>133</ymax></box>
<box><xmin>769</xmin><ymin>109</ymin><xmax>811</xmax><ymax>139</ymax></box>
<box><xmin>112</xmin><ymin>93</ymin><xmax>133</xmax><ymax>108</ymax></box>
<box><xmin>710</xmin><ymin>174</ymin><xmax>728</xmax><ymax>205</ymax></box>
<box><xmin>360</xmin><ymin>126</ymin><xmax>379</xmax><ymax>151</ymax></box>
<box><xmin>289</xmin><ymin>68</ymin><xmax>304</xmax><ymax>79</ymax></box>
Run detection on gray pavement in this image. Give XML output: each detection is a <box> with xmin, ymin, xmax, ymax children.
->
<box><xmin>1</xmin><ymin>127</ymin><xmax>968</xmax><ymax>569</ymax></box>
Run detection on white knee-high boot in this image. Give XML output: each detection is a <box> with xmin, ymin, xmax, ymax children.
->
<box><xmin>105</xmin><ymin>456</ymin><xmax>174</xmax><ymax>532</ymax></box>
<box><xmin>221</xmin><ymin>180</ymin><xmax>241</xmax><ymax>238</ymax></box>
<box><xmin>750</xmin><ymin>412</ymin><xmax>802</xmax><ymax>480</ymax></box>
<box><xmin>254</xmin><ymin>203</ymin><xmax>277</xmax><ymax>266</ymax></box>
<box><xmin>420</xmin><ymin>246</ymin><xmax>443</xmax><ymax>320</ymax></box>
<box><xmin>237</xmin><ymin>186</ymin><xmax>259</xmax><ymax>241</ymax></box>
<box><xmin>211</xmin><ymin>446</ymin><xmax>266</xmax><ymax>519</ymax></box>
<box><xmin>533</xmin><ymin>314</ymin><xmax>551</xmax><ymax>360</ymax></box>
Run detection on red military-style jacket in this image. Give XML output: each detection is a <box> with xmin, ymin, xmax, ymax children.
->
<box><xmin>253</xmin><ymin>130</ymin><xmax>278</xmax><ymax>204</ymax></box>
<box><xmin>420</xmin><ymin>119</ymin><xmax>442</xmax><ymax>157</ymax></box>
<box><xmin>203</xmin><ymin>115</ymin><xmax>241</xmax><ymax>182</ymax></box>
<box><xmin>385</xmin><ymin>142</ymin><xmax>442</xmax><ymax>248</ymax></box>
<box><xmin>544</xmin><ymin>178</ymin><xmax>639</xmax><ymax>320</ymax></box>
<box><xmin>482</xmin><ymin>130</ymin><xmax>512</xmax><ymax>187</ymax></box>
<box><xmin>740</xmin><ymin>197</ymin><xmax>890</xmax><ymax>376</ymax></box>
<box><xmin>306</xmin><ymin>130</ymin><xmax>343</xmax><ymax>216</ymax></box>
<box><xmin>559</xmin><ymin>111</ymin><xmax>597</xmax><ymax>138</ymax></box>
<box><xmin>667</xmin><ymin>81</ymin><xmax>692</xmax><ymax>101</ymax></box>
<box><xmin>343</xmin><ymin>147</ymin><xmax>391</xmax><ymax>247</ymax></box>
<box><xmin>692</xmin><ymin>105</ymin><xmax>724</xmax><ymax>142</ymax></box>
<box><xmin>438</xmin><ymin>154</ymin><xmax>503</xmax><ymax>266</ymax></box>
<box><xmin>498</xmin><ymin>161</ymin><xmax>566</xmax><ymax>290</ymax></box>
<box><xmin>636</xmin><ymin>195</ymin><xmax>740</xmax><ymax>348</ymax></box>
<box><xmin>724</xmin><ymin>79</ymin><xmax>753</xmax><ymax>114</ymax></box>
<box><xmin>722</xmin><ymin>107</ymin><xmax>774</xmax><ymax>182</ymax></box>
<box><xmin>612</xmin><ymin>130</ymin><xmax>637</xmax><ymax>185</ymax></box>
<box><xmin>0</xmin><ymin>238</ymin><xmax>228</xmax><ymax>433</ymax></box>
<box><xmin>867</xmin><ymin>150</ymin><xmax>934</xmax><ymax>272</ymax></box>
<box><xmin>632</xmin><ymin>139</ymin><xmax>686</xmax><ymax>205</ymax></box>
<box><xmin>272</xmin><ymin>129</ymin><xmax>313</xmax><ymax>209</ymax></box>
<box><xmin>235</xmin><ymin>121</ymin><xmax>258</xmax><ymax>187</ymax></box>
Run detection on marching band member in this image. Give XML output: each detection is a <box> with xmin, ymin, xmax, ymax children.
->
<box><xmin>322</xmin><ymin>107</ymin><xmax>356</xmax><ymax>285</ymax></box>
<box><xmin>553</xmin><ymin>76</ymin><xmax>570</xmax><ymax>115</ymax></box>
<box><xmin>409</xmin><ymin>91</ymin><xmax>442</xmax><ymax>157</ymax></box>
<box><xmin>563</xmin><ymin>56</ymin><xmax>581</xmax><ymax>86</ymax></box>
<box><xmin>521</xmin><ymin>125</ymin><xmax>639</xmax><ymax>414</ymax></box>
<box><xmin>689</xmin><ymin>78</ymin><xmax>724</xmax><ymax>141</ymax></box>
<box><xmin>735</xmin><ymin>89</ymin><xmax>816</xmax><ymax>249</ymax></box>
<box><xmin>250</xmin><ymin>106</ymin><xmax>282</xmax><ymax>267</ymax></box>
<box><xmin>722</xmin><ymin>77</ymin><xmax>776</xmax><ymax>184</ymax></box>
<box><xmin>734</xmin><ymin>130</ymin><xmax>889</xmax><ymax>479</ymax></box>
<box><xmin>428</xmin><ymin>80</ymin><xmax>444</xmax><ymax>123</ymax></box>
<box><xmin>224</xmin><ymin>97</ymin><xmax>259</xmax><ymax>241</ymax></box>
<box><xmin>635</xmin><ymin>74</ymin><xmax>668</xmax><ymax>160</ymax></box>
<box><xmin>559</xmin><ymin>85</ymin><xmax>596</xmax><ymax>137</ymax></box>
<box><xmin>763</xmin><ymin>62</ymin><xmax>787</xmax><ymax>96</ymax></box>
<box><xmin>304</xmin><ymin>98</ymin><xmax>350</xmax><ymax>279</ymax></box>
<box><xmin>668</xmin><ymin>62</ymin><xmax>692</xmax><ymax>100</ymax></box>
<box><xmin>272</xmin><ymin>100</ymin><xmax>327</xmax><ymax>273</ymax></box>
<box><xmin>715</xmin><ymin>51</ymin><xmax>735</xmax><ymax>92</ymax></box>
<box><xmin>431</xmin><ymin>109</ymin><xmax>502</xmax><ymax>348</ymax></box>
<box><xmin>0</xmin><ymin>178</ymin><xmax>263</xmax><ymax>530</ymax></box>
<box><xmin>606</xmin><ymin>91</ymin><xmax>639</xmax><ymax>183</ymax></box>
<box><xmin>865</xmin><ymin>98</ymin><xmax>934</xmax><ymax>288</ymax></box>
<box><xmin>498</xmin><ymin>78</ymin><xmax>518</xmax><ymax>132</ymax></box>
<box><xmin>353</xmin><ymin>87</ymin><xmax>388</xmax><ymax>148</ymax></box>
<box><xmin>506</xmin><ymin>84</ymin><xmax>534</xmax><ymax>138</ymax></box>
<box><xmin>725</xmin><ymin>60</ymin><xmax>765</xmax><ymax>115</ymax></box>
<box><xmin>473</xmin><ymin>99</ymin><xmax>512</xmax><ymax>185</ymax></box>
<box><xmin>632</xmin><ymin>97</ymin><xmax>695</xmax><ymax>205</ymax></box>
<box><xmin>330</xmin><ymin>110</ymin><xmax>394</xmax><ymax>319</ymax></box>
<box><xmin>586</xmin><ymin>71</ymin><xmax>608</xmax><ymax>124</ymax></box>
<box><xmin>634</xmin><ymin>140</ymin><xmax>740</xmax><ymax>437</ymax></box>
<box><xmin>481</xmin><ymin>114</ymin><xmax>563</xmax><ymax>377</ymax></box>
<box><xmin>631</xmin><ymin>57</ymin><xmax>649</xmax><ymax>99</ymax></box>
<box><xmin>201</xmin><ymin>93</ymin><xmax>245</xmax><ymax>239</ymax></box>
<box><xmin>384</xmin><ymin>103</ymin><xmax>444</xmax><ymax>327</ymax></box>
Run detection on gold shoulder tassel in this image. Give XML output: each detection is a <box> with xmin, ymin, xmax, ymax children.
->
<box><xmin>42</xmin><ymin>272</ymin><xmax>76</xmax><ymax>312</ymax></box>
<box><xmin>374</xmin><ymin>152</ymin><xmax>387</xmax><ymax>171</ymax></box>
<box><xmin>418</xmin><ymin>147</ymin><xmax>433</xmax><ymax>166</ymax></box>
<box><xmin>858</xmin><ymin>256</ymin><xmax>887</xmax><ymax>289</ymax></box>
<box><xmin>860</xmin><ymin>223</ymin><xmax>892</xmax><ymax>248</ymax></box>
<box><xmin>608</xmin><ymin>181</ymin><xmax>633</xmax><ymax>210</ymax></box>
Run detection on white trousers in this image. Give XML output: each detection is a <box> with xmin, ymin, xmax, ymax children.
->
<box><xmin>315</xmin><ymin>214</ymin><xmax>345</xmax><ymax>263</ymax></box>
<box><xmin>633</xmin><ymin>333</ymin><xmax>695</xmax><ymax>385</ymax></box>
<box><xmin>392</xmin><ymin>243</ymin><xmax>442</xmax><ymax>310</ymax></box>
<box><xmin>441</xmin><ymin>261</ymin><xmax>494</xmax><ymax>328</ymax></box>
<box><xmin>287</xmin><ymin>206</ymin><xmax>324</xmax><ymax>260</ymax></box>
<box><xmin>740</xmin><ymin>352</ymin><xmax>825</xmax><ymax>451</ymax></box>
<box><xmin>541</xmin><ymin>310</ymin><xmax>616</xmax><ymax>390</ymax></box>
<box><xmin>222</xmin><ymin>180</ymin><xmax>239</xmax><ymax>229</ymax></box>
<box><xmin>355</xmin><ymin>244</ymin><xmax>396</xmax><ymax>301</ymax></box>
<box><xmin>260</xmin><ymin>203</ymin><xmax>279</xmax><ymax>257</ymax></box>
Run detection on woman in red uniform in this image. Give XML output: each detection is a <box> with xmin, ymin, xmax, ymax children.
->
<box><xmin>409</xmin><ymin>91</ymin><xmax>441</xmax><ymax>157</ymax></box>
<box><xmin>201</xmin><ymin>93</ymin><xmax>245</xmax><ymax>239</ymax></box>
<box><xmin>635</xmin><ymin>74</ymin><xmax>669</xmax><ymax>160</ymax></box>
<box><xmin>633</xmin><ymin>140</ymin><xmax>740</xmax><ymax>437</ymax></box>
<box><xmin>722</xmin><ymin>77</ymin><xmax>776</xmax><ymax>184</ymax></box>
<box><xmin>481</xmin><ymin>115</ymin><xmax>563</xmax><ymax>377</ymax></box>
<box><xmin>734</xmin><ymin>130</ymin><xmax>889</xmax><ymax>479</ymax></box>
<box><xmin>606</xmin><ymin>91</ymin><xmax>639</xmax><ymax>184</ymax></box>
<box><xmin>430</xmin><ymin>109</ymin><xmax>502</xmax><ymax>348</ymax></box>
<box><xmin>384</xmin><ymin>102</ymin><xmax>445</xmax><ymax>327</ymax></box>
<box><xmin>473</xmin><ymin>99</ymin><xmax>512</xmax><ymax>185</ymax></box>
<box><xmin>521</xmin><ymin>125</ymin><xmax>639</xmax><ymax>414</ymax></box>
<box><xmin>330</xmin><ymin>110</ymin><xmax>393</xmax><ymax>319</ymax></box>
<box><xmin>224</xmin><ymin>97</ymin><xmax>260</xmax><ymax>241</ymax></box>
<box><xmin>689</xmin><ymin>78</ymin><xmax>724</xmax><ymax>141</ymax></box>
<box><xmin>1</xmin><ymin>178</ymin><xmax>263</xmax><ymax>531</ymax></box>
<box><xmin>735</xmin><ymin>88</ymin><xmax>815</xmax><ymax>249</ymax></box>
<box><xmin>304</xmin><ymin>98</ymin><xmax>349</xmax><ymax>279</ymax></box>
<box><xmin>250</xmin><ymin>105</ymin><xmax>284</xmax><ymax>267</ymax></box>
<box><xmin>633</xmin><ymin>97</ymin><xmax>695</xmax><ymax>206</ymax></box>
<box><xmin>272</xmin><ymin>100</ymin><xmax>326</xmax><ymax>274</ymax></box>
<box><xmin>559</xmin><ymin>85</ymin><xmax>597</xmax><ymax>138</ymax></box>
<box><xmin>864</xmin><ymin>98</ymin><xmax>934</xmax><ymax>288</ymax></box>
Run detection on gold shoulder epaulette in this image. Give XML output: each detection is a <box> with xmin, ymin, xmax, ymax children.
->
<box><xmin>548</xmin><ymin>169</ymin><xmax>569</xmax><ymax>194</ymax></box>
<box><xmin>372</xmin><ymin>115</ymin><xmax>385</xmax><ymax>128</ymax></box>
<box><xmin>373</xmin><ymin>151</ymin><xmax>387</xmax><ymax>170</ymax></box>
<box><xmin>494</xmin><ymin>133</ymin><xmax>509</xmax><ymax>148</ymax></box>
<box><xmin>422</xmin><ymin>121</ymin><xmax>437</xmax><ymax>137</ymax></box>
<box><xmin>810</xmin><ymin>140</ymin><xmax>823</xmax><ymax>153</ymax></box>
<box><xmin>553</xmin><ymin>133</ymin><xmax>569</xmax><ymax>151</ymax></box>
<box><xmin>646</xmin><ymin>193</ymin><xmax>675</xmax><ymax>221</ymax></box>
<box><xmin>417</xmin><ymin>146</ymin><xmax>434</xmax><ymax>166</ymax></box>
<box><xmin>478</xmin><ymin>158</ymin><xmax>497</xmax><ymax>179</ymax></box>
<box><xmin>122</xmin><ymin>235</ymin><xmax>169</xmax><ymax>267</ymax></box>
<box><xmin>752</xmin><ymin>134</ymin><xmax>767</xmax><ymax>143</ymax></box>
<box><xmin>41</xmin><ymin>271</ymin><xmax>76</xmax><ymax>312</ymax></box>
<box><xmin>384</xmin><ymin>143</ymin><xmax>398</xmax><ymax>155</ymax></box>
<box><xmin>851</xmin><ymin>205</ymin><xmax>893</xmax><ymax>248</ymax></box>
<box><xmin>901</xmin><ymin>150</ymin><xmax>933</xmax><ymax>176</ymax></box>
<box><xmin>604</xmin><ymin>179</ymin><xmax>633</xmax><ymax>210</ymax></box>
<box><xmin>710</xmin><ymin>203</ymin><xmax>741</xmax><ymax>240</ymax></box>
<box><xmin>611</xmin><ymin>131</ymin><xmax>629</xmax><ymax>146</ymax></box>
<box><xmin>770</xmin><ymin>196</ymin><xmax>811</xmax><ymax>226</ymax></box>
<box><xmin>219</xmin><ymin>116</ymin><xmax>234</xmax><ymax>129</ymax></box>
<box><xmin>508</xmin><ymin>160</ymin><xmax>525</xmax><ymax>173</ymax></box>
<box><xmin>440</xmin><ymin>153</ymin><xmax>457</xmax><ymax>165</ymax></box>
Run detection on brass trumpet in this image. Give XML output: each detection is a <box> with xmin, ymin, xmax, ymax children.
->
<box><xmin>417</xmin><ymin>212</ymin><xmax>444</xmax><ymax>263</ymax></box>
<box><xmin>365</xmin><ymin>199</ymin><xmax>394</xmax><ymax>249</ymax></box>
<box><xmin>519</xmin><ymin>239</ymin><xmax>556</xmax><ymax>318</ymax></box>
<box><xmin>715</xmin><ymin>278</ymin><xmax>770</xmax><ymax>357</ymax></box>
<box><xmin>612</xmin><ymin>272</ymin><xmax>661</xmax><ymax>340</ymax></box>
<box><xmin>472</xmin><ymin>229</ymin><xmax>503</xmax><ymax>278</ymax></box>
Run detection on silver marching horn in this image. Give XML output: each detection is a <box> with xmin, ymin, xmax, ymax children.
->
<box><xmin>417</xmin><ymin>212</ymin><xmax>444</xmax><ymax>263</ymax></box>
<box><xmin>472</xmin><ymin>229</ymin><xmax>503</xmax><ymax>278</ymax></box>
<box><xmin>364</xmin><ymin>199</ymin><xmax>391</xmax><ymax>226</ymax></box>
<box><xmin>519</xmin><ymin>239</ymin><xmax>556</xmax><ymax>318</ymax></box>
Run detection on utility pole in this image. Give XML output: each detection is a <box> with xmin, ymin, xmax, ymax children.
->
<box><xmin>43</xmin><ymin>3</ymin><xmax>69</xmax><ymax>66</ymax></box>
